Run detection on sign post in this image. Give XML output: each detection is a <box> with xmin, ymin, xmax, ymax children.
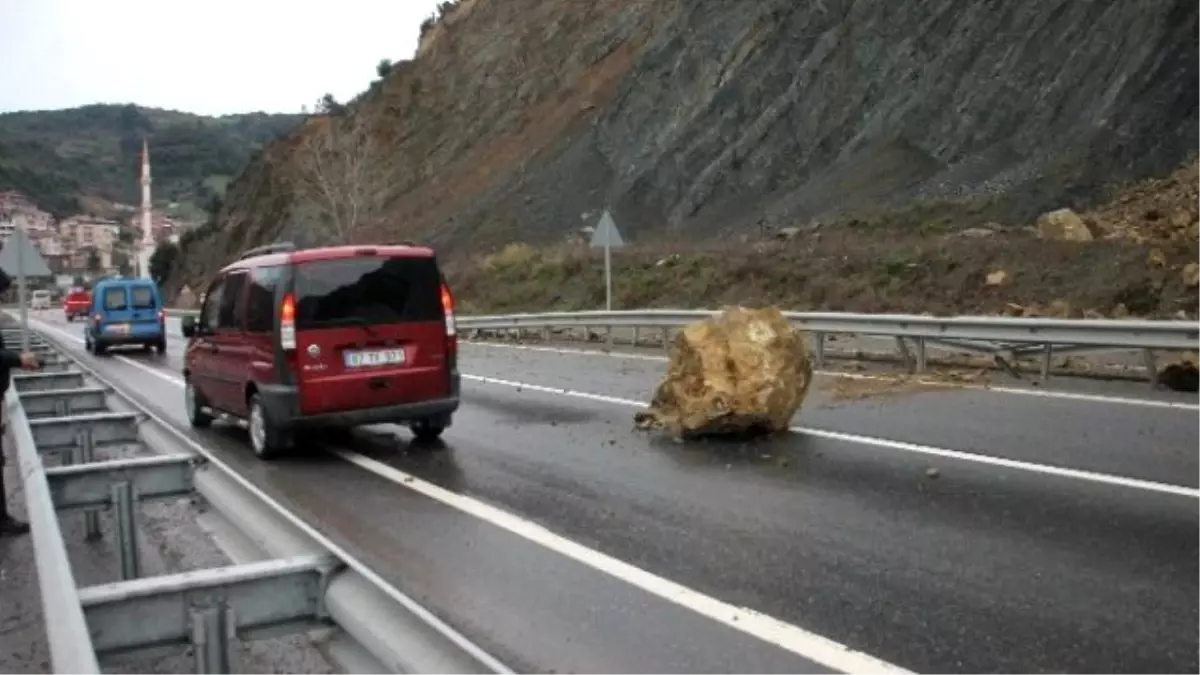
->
<box><xmin>17</xmin><ymin>225</ymin><xmax>27</xmax><ymax>350</ymax></box>
<box><xmin>588</xmin><ymin>210</ymin><xmax>625</xmax><ymax>311</ymax></box>
<box><xmin>0</xmin><ymin>227</ymin><xmax>52</xmax><ymax>350</ymax></box>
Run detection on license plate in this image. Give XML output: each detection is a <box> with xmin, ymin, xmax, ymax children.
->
<box><xmin>343</xmin><ymin>348</ymin><xmax>405</xmax><ymax>368</ymax></box>
<box><xmin>105</xmin><ymin>323</ymin><xmax>130</xmax><ymax>335</ymax></box>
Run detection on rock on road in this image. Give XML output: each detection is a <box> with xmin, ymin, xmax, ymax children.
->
<box><xmin>21</xmin><ymin>311</ymin><xmax>1200</xmax><ymax>674</ymax></box>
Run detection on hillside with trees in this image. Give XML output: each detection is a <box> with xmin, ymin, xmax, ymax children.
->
<box><xmin>0</xmin><ymin>104</ymin><xmax>303</xmax><ymax>219</ymax></box>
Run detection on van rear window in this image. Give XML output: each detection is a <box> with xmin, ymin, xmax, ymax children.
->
<box><xmin>103</xmin><ymin>288</ymin><xmax>127</xmax><ymax>310</ymax></box>
<box><xmin>294</xmin><ymin>256</ymin><xmax>443</xmax><ymax>329</ymax></box>
<box><xmin>131</xmin><ymin>286</ymin><xmax>155</xmax><ymax>309</ymax></box>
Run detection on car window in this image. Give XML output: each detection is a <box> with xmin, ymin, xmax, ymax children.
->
<box><xmin>246</xmin><ymin>266</ymin><xmax>283</xmax><ymax>333</ymax></box>
<box><xmin>200</xmin><ymin>279</ymin><xmax>224</xmax><ymax>332</ymax></box>
<box><xmin>131</xmin><ymin>286</ymin><xmax>155</xmax><ymax>309</ymax></box>
<box><xmin>102</xmin><ymin>287</ymin><xmax>127</xmax><ymax>311</ymax></box>
<box><xmin>217</xmin><ymin>272</ymin><xmax>247</xmax><ymax>330</ymax></box>
<box><xmin>294</xmin><ymin>256</ymin><xmax>442</xmax><ymax>329</ymax></box>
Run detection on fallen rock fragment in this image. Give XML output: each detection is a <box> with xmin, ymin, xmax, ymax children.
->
<box><xmin>985</xmin><ymin>269</ymin><xmax>1008</xmax><ymax>286</ymax></box>
<box><xmin>1036</xmin><ymin>208</ymin><xmax>1094</xmax><ymax>242</ymax></box>
<box><xmin>1182</xmin><ymin>262</ymin><xmax>1199</xmax><ymax>289</ymax></box>
<box><xmin>634</xmin><ymin>307</ymin><xmax>813</xmax><ymax>438</ymax></box>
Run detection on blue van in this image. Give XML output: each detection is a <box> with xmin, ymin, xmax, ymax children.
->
<box><xmin>83</xmin><ymin>278</ymin><xmax>167</xmax><ymax>355</ymax></box>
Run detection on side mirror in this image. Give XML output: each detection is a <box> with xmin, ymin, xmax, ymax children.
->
<box><xmin>181</xmin><ymin>315</ymin><xmax>197</xmax><ymax>338</ymax></box>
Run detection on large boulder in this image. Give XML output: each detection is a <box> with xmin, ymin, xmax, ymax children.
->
<box><xmin>634</xmin><ymin>307</ymin><xmax>814</xmax><ymax>437</ymax></box>
<box><xmin>1036</xmin><ymin>208</ymin><xmax>1095</xmax><ymax>241</ymax></box>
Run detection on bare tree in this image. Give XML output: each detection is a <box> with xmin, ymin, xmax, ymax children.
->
<box><xmin>291</xmin><ymin>112</ymin><xmax>387</xmax><ymax>244</ymax></box>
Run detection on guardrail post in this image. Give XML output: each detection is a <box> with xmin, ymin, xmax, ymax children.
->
<box><xmin>606</xmin><ymin>326</ymin><xmax>614</xmax><ymax>350</ymax></box>
<box><xmin>813</xmin><ymin>332</ymin><xmax>826</xmax><ymax>368</ymax></box>
<box><xmin>112</xmin><ymin>481</ymin><xmax>139</xmax><ymax>580</ymax></box>
<box><xmin>895</xmin><ymin>337</ymin><xmax>914</xmax><ymax>373</ymax></box>
<box><xmin>662</xmin><ymin>328</ymin><xmax>671</xmax><ymax>353</ymax></box>
<box><xmin>915</xmin><ymin>337</ymin><xmax>927</xmax><ymax>373</ymax></box>
<box><xmin>75</xmin><ymin>427</ymin><xmax>101</xmax><ymax>540</ymax></box>
<box><xmin>541</xmin><ymin>326</ymin><xmax>550</xmax><ymax>342</ymax></box>
<box><xmin>632</xmin><ymin>327</ymin><xmax>640</xmax><ymax>346</ymax></box>
<box><xmin>1143</xmin><ymin>349</ymin><xmax>1158</xmax><ymax>389</ymax></box>
<box><xmin>1041</xmin><ymin>344</ymin><xmax>1053</xmax><ymax>381</ymax></box>
<box><xmin>191</xmin><ymin>601</ymin><xmax>234</xmax><ymax>674</ymax></box>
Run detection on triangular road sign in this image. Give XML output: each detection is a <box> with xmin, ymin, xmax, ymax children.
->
<box><xmin>589</xmin><ymin>210</ymin><xmax>625</xmax><ymax>249</ymax></box>
<box><xmin>0</xmin><ymin>228</ymin><xmax>53</xmax><ymax>277</ymax></box>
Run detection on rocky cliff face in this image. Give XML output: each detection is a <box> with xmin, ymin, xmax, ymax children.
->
<box><xmin>172</xmin><ymin>0</ymin><xmax>1198</xmax><ymax>292</ymax></box>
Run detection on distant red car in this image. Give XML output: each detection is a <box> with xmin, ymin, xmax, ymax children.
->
<box><xmin>63</xmin><ymin>289</ymin><xmax>91</xmax><ymax>322</ymax></box>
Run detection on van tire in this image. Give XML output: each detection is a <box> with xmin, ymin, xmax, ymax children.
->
<box><xmin>184</xmin><ymin>379</ymin><xmax>213</xmax><ymax>428</ymax></box>
<box><xmin>411</xmin><ymin>418</ymin><xmax>446</xmax><ymax>442</ymax></box>
<box><xmin>92</xmin><ymin>340</ymin><xmax>107</xmax><ymax>356</ymax></box>
<box><xmin>155</xmin><ymin>338</ymin><xmax>167</xmax><ymax>354</ymax></box>
<box><xmin>248</xmin><ymin>394</ymin><xmax>290</xmax><ymax>460</ymax></box>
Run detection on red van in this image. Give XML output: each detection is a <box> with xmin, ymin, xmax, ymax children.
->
<box><xmin>63</xmin><ymin>288</ymin><xmax>91</xmax><ymax>321</ymax></box>
<box><xmin>180</xmin><ymin>242</ymin><xmax>459</xmax><ymax>459</ymax></box>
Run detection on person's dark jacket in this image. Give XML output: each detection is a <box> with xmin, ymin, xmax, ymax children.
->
<box><xmin>0</xmin><ymin>330</ymin><xmax>25</xmax><ymax>400</ymax></box>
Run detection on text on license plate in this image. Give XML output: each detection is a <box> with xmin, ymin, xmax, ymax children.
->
<box><xmin>344</xmin><ymin>348</ymin><xmax>405</xmax><ymax>368</ymax></box>
<box><xmin>105</xmin><ymin>323</ymin><xmax>129</xmax><ymax>335</ymax></box>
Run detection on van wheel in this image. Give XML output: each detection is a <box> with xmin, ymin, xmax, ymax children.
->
<box><xmin>155</xmin><ymin>338</ymin><xmax>167</xmax><ymax>354</ymax></box>
<box><xmin>248</xmin><ymin>394</ymin><xmax>291</xmax><ymax>460</ymax></box>
<box><xmin>184</xmin><ymin>379</ymin><xmax>213</xmax><ymax>428</ymax></box>
<box><xmin>411</xmin><ymin>418</ymin><xmax>446</xmax><ymax>442</ymax></box>
<box><xmin>92</xmin><ymin>340</ymin><xmax>107</xmax><ymax>356</ymax></box>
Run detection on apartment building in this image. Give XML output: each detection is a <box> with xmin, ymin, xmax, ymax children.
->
<box><xmin>60</xmin><ymin>215</ymin><xmax>121</xmax><ymax>273</ymax></box>
<box><xmin>0</xmin><ymin>191</ymin><xmax>55</xmax><ymax>241</ymax></box>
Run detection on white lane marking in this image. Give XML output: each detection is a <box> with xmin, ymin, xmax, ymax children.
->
<box><xmin>335</xmin><ymin>451</ymin><xmax>906</xmax><ymax>674</ymax></box>
<box><xmin>459</xmin><ymin>373</ymin><xmax>1200</xmax><ymax>500</ymax></box>
<box><xmin>32</xmin><ymin>321</ymin><xmax>186</xmax><ymax>388</ymax></box>
<box><xmin>461</xmin><ymin>341</ymin><xmax>1200</xmax><ymax>411</ymax></box>
<box><xmin>28</xmin><ymin>318</ymin><xmax>910</xmax><ymax>674</ymax></box>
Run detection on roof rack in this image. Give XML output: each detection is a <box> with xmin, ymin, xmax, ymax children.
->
<box><xmin>238</xmin><ymin>242</ymin><xmax>296</xmax><ymax>260</ymax></box>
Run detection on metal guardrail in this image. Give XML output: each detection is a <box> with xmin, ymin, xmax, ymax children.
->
<box><xmin>451</xmin><ymin>310</ymin><xmax>1199</xmax><ymax>384</ymax></box>
<box><xmin>5</xmin><ymin>326</ymin><xmax>508</xmax><ymax>674</ymax></box>
<box><xmin>165</xmin><ymin>306</ymin><xmax>1199</xmax><ymax>382</ymax></box>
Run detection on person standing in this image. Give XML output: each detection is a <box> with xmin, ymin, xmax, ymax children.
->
<box><xmin>0</xmin><ymin>267</ymin><xmax>44</xmax><ymax>537</ymax></box>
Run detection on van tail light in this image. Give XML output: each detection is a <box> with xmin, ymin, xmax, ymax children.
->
<box><xmin>157</xmin><ymin>309</ymin><xmax>165</xmax><ymax>324</ymax></box>
<box><xmin>280</xmin><ymin>292</ymin><xmax>297</xmax><ymax>351</ymax></box>
<box><xmin>440</xmin><ymin>282</ymin><xmax>457</xmax><ymax>367</ymax></box>
<box><xmin>93</xmin><ymin>313</ymin><xmax>102</xmax><ymax>327</ymax></box>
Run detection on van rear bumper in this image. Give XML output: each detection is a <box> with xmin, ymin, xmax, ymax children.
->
<box><xmin>257</xmin><ymin>372</ymin><xmax>461</xmax><ymax>429</ymax></box>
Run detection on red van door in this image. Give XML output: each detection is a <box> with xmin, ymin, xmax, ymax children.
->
<box><xmin>290</xmin><ymin>253</ymin><xmax>450</xmax><ymax>416</ymax></box>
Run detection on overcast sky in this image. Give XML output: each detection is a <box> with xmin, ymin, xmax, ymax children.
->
<box><xmin>0</xmin><ymin>0</ymin><xmax>444</xmax><ymax>115</ymax></box>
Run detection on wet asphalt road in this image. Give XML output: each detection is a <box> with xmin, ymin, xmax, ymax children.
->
<box><xmin>26</xmin><ymin>312</ymin><xmax>1200</xmax><ymax>674</ymax></box>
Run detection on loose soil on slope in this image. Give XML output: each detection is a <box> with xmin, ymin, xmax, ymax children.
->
<box><xmin>450</xmin><ymin>161</ymin><xmax>1199</xmax><ymax>319</ymax></box>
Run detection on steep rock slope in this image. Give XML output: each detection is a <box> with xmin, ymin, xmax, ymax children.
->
<box><xmin>174</xmin><ymin>0</ymin><xmax>1198</xmax><ymax>292</ymax></box>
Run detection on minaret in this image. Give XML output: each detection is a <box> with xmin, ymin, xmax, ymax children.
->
<box><xmin>137</xmin><ymin>139</ymin><xmax>154</xmax><ymax>279</ymax></box>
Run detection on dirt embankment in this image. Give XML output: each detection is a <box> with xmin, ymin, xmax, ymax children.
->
<box><xmin>451</xmin><ymin>161</ymin><xmax>1199</xmax><ymax>318</ymax></box>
